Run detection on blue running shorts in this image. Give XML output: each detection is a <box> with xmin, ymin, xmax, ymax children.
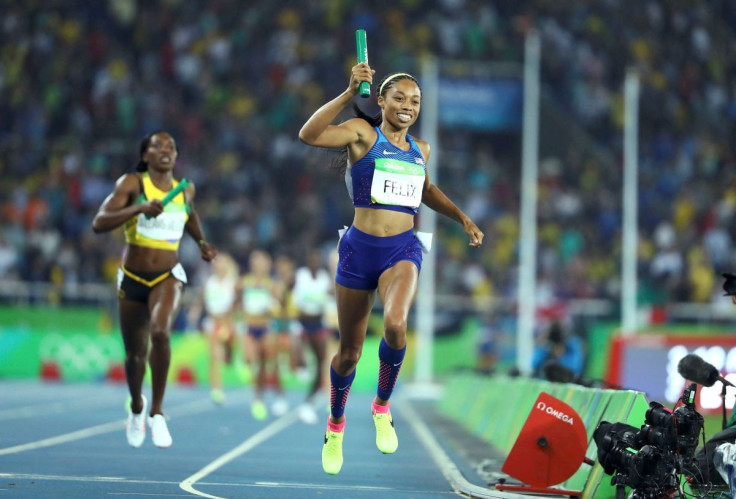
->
<box><xmin>335</xmin><ymin>226</ymin><xmax>423</xmax><ymax>291</ymax></box>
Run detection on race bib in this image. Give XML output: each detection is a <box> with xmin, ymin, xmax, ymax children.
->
<box><xmin>136</xmin><ymin>211</ymin><xmax>187</xmax><ymax>242</ymax></box>
<box><xmin>243</xmin><ymin>288</ymin><xmax>273</xmax><ymax>315</ymax></box>
<box><xmin>371</xmin><ymin>158</ymin><xmax>425</xmax><ymax>208</ymax></box>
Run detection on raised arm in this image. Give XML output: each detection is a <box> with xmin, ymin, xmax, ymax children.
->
<box><xmin>92</xmin><ymin>174</ymin><xmax>163</xmax><ymax>233</ymax></box>
<box><xmin>298</xmin><ymin>63</ymin><xmax>375</xmax><ymax>149</ymax></box>
<box><xmin>183</xmin><ymin>182</ymin><xmax>217</xmax><ymax>262</ymax></box>
<box><xmin>417</xmin><ymin>141</ymin><xmax>484</xmax><ymax>248</ymax></box>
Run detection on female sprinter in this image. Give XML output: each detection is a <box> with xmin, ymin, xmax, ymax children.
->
<box><xmin>299</xmin><ymin>64</ymin><xmax>484</xmax><ymax>474</ymax></box>
<box><xmin>236</xmin><ymin>249</ymin><xmax>288</xmax><ymax>420</ymax></box>
<box><xmin>192</xmin><ymin>252</ymin><xmax>239</xmax><ymax>405</ymax></box>
<box><xmin>92</xmin><ymin>131</ymin><xmax>217</xmax><ymax>448</ymax></box>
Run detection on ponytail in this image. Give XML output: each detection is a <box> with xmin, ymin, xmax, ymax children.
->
<box><xmin>352</xmin><ymin>102</ymin><xmax>382</xmax><ymax>127</ymax></box>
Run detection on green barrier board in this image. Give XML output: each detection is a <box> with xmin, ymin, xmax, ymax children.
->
<box><xmin>440</xmin><ymin>374</ymin><xmax>650</xmax><ymax>496</ymax></box>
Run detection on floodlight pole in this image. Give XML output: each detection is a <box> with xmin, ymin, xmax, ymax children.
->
<box><xmin>517</xmin><ymin>30</ymin><xmax>540</xmax><ymax>375</ymax></box>
<box><xmin>621</xmin><ymin>68</ymin><xmax>640</xmax><ymax>336</ymax></box>
<box><xmin>415</xmin><ymin>56</ymin><xmax>439</xmax><ymax>388</ymax></box>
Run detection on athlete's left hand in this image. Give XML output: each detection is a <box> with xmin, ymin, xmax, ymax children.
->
<box><xmin>199</xmin><ymin>241</ymin><xmax>218</xmax><ymax>261</ymax></box>
<box><xmin>463</xmin><ymin>219</ymin><xmax>484</xmax><ymax>248</ymax></box>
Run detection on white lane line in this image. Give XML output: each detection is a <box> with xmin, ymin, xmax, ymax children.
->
<box><xmin>0</xmin><ymin>420</ymin><xmax>125</xmax><ymax>456</ymax></box>
<box><xmin>0</xmin><ymin>473</ymin><xmax>398</xmax><ymax>493</ymax></box>
<box><xmin>400</xmin><ymin>398</ymin><xmax>524</xmax><ymax>499</ymax></box>
<box><xmin>0</xmin><ymin>395</ymin><xmax>120</xmax><ymax>421</ymax></box>
<box><xmin>0</xmin><ymin>398</ymin><xmax>214</xmax><ymax>456</ymax></box>
<box><xmin>248</xmin><ymin>482</ymin><xmax>392</xmax><ymax>491</ymax></box>
<box><xmin>0</xmin><ymin>473</ymin><xmax>128</xmax><ymax>482</ymax></box>
<box><xmin>179</xmin><ymin>411</ymin><xmax>299</xmax><ymax>499</ymax></box>
<box><xmin>108</xmin><ymin>494</ymin><xmax>191</xmax><ymax>497</ymax></box>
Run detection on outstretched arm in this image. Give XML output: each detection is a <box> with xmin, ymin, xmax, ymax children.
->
<box><xmin>184</xmin><ymin>182</ymin><xmax>217</xmax><ymax>261</ymax></box>
<box><xmin>92</xmin><ymin>174</ymin><xmax>163</xmax><ymax>233</ymax></box>
<box><xmin>418</xmin><ymin>142</ymin><xmax>484</xmax><ymax>248</ymax></box>
<box><xmin>423</xmin><ymin>180</ymin><xmax>484</xmax><ymax>248</ymax></box>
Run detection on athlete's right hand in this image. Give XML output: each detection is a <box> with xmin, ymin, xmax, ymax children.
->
<box><xmin>348</xmin><ymin>62</ymin><xmax>375</xmax><ymax>96</ymax></box>
<box><xmin>140</xmin><ymin>199</ymin><xmax>164</xmax><ymax>218</ymax></box>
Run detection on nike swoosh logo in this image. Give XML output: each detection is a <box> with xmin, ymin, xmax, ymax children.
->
<box><xmin>393</xmin><ymin>362</ymin><xmax>403</xmax><ymax>367</ymax></box>
<box><xmin>383</xmin><ymin>150</ymin><xmax>398</xmax><ymax>155</ymax></box>
<box><xmin>337</xmin><ymin>386</ymin><xmax>349</xmax><ymax>391</ymax></box>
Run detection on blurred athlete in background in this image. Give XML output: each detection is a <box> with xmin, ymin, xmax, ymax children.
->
<box><xmin>293</xmin><ymin>249</ymin><xmax>332</xmax><ymax>424</ymax></box>
<box><xmin>272</xmin><ymin>254</ymin><xmax>304</xmax><ymax>378</ymax></box>
<box><xmin>189</xmin><ymin>253</ymin><xmax>239</xmax><ymax>405</ymax></box>
<box><xmin>236</xmin><ymin>249</ymin><xmax>287</xmax><ymax>420</ymax></box>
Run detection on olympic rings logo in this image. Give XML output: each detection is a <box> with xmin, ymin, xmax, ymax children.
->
<box><xmin>39</xmin><ymin>333</ymin><xmax>122</xmax><ymax>378</ymax></box>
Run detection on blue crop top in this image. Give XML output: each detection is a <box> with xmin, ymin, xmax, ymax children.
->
<box><xmin>344</xmin><ymin>127</ymin><xmax>427</xmax><ymax>215</ymax></box>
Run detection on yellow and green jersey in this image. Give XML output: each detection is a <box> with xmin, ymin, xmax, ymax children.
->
<box><xmin>124</xmin><ymin>173</ymin><xmax>190</xmax><ymax>251</ymax></box>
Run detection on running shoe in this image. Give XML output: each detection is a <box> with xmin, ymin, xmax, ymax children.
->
<box><xmin>251</xmin><ymin>399</ymin><xmax>268</xmax><ymax>421</ymax></box>
<box><xmin>298</xmin><ymin>403</ymin><xmax>319</xmax><ymax>425</ymax></box>
<box><xmin>322</xmin><ymin>424</ymin><xmax>344</xmax><ymax>475</ymax></box>
<box><xmin>147</xmin><ymin>414</ymin><xmax>173</xmax><ymax>448</ymax></box>
<box><xmin>210</xmin><ymin>389</ymin><xmax>226</xmax><ymax>406</ymax></box>
<box><xmin>126</xmin><ymin>395</ymin><xmax>147</xmax><ymax>448</ymax></box>
<box><xmin>372</xmin><ymin>405</ymin><xmax>398</xmax><ymax>454</ymax></box>
<box><xmin>271</xmin><ymin>397</ymin><xmax>289</xmax><ymax>417</ymax></box>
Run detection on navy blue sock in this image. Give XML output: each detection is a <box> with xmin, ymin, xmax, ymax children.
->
<box><xmin>330</xmin><ymin>365</ymin><xmax>355</xmax><ymax>419</ymax></box>
<box><xmin>377</xmin><ymin>338</ymin><xmax>406</xmax><ymax>401</ymax></box>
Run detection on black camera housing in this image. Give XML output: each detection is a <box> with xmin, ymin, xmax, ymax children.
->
<box><xmin>593</xmin><ymin>384</ymin><xmax>704</xmax><ymax>498</ymax></box>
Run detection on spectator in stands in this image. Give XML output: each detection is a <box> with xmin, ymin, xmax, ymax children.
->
<box><xmin>532</xmin><ymin>320</ymin><xmax>585</xmax><ymax>380</ymax></box>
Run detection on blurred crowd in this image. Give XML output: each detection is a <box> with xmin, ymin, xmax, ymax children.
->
<box><xmin>1</xmin><ymin>0</ymin><xmax>735</xmax><ymax>309</ymax></box>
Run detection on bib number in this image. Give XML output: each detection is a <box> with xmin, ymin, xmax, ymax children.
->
<box><xmin>370</xmin><ymin>158</ymin><xmax>424</xmax><ymax>209</ymax></box>
<box><xmin>136</xmin><ymin>212</ymin><xmax>187</xmax><ymax>242</ymax></box>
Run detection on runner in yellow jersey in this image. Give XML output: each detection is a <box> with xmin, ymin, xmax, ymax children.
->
<box><xmin>236</xmin><ymin>249</ymin><xmax>287</xmax><ymax>420</ymax></box>
<box><xmin>93</xmin><ymin>131</ymin><xmax>217</xmax><ymax>448</ymax></box>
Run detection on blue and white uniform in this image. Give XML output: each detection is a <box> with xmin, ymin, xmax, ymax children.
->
<box><xmin>336</xmin><ymin>127</ymin><xmax>427</xmax><ymax>290</ymax></box>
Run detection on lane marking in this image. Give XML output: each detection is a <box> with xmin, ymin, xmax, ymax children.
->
<box><xmin>0</xmin><ymin>473</ymin><xmax>128</xmax><ymax>482</ymax></box>
<box><xmin>179</xmin><ymin>411</ymin><xmax>299</xmax><ymax>499</ymax></box>
<box><xmin>0</xmin><ymin>473</ymin><xmax>407</xmax><ymax>494</ymax></box>
<box><xmin>108</xmin><ymin>495</ymin><xmax>191</xmax><ymax>497</ymax></box>
<box><xmin>250</xmin><ymin>482</ymin><xmax>392</xmax><ymax>491</ymax></box>
<box><xmin>400</xmin><ymin>398</ymin><xmax>523</xmax><ymax>499</ymax></box>
<box><xmin>0</xmin><ymin>398</ymin><xmax>215</xmax><ymax>456</ymax></box>
<box><xmin>0</xmin><ymin>395</ymin><xmax>120</xmax><ymax>421</ymax></box>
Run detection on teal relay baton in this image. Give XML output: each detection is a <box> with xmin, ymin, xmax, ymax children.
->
<box><xmin>145</xmin><ymin>178</ymin><xmax>190</xmax><ymax>219</ymax></box>
<box><xmin>355</xmin><ymin>29</ymin><xmax>370</xmax><ymax>98</ymax></box>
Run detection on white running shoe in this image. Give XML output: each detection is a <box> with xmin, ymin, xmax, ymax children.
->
<box><xmin>271</xmin><ymin>397</ymin><xmax>289</xmax><ymax>417</ymax></box>
<box><xmin>298</xmin><ymin>403</ymin><xmax>319</xmax><ymax>425</ymax></box>
<box><xmin>147</xmin><ymin>414</ymin><xmax>172</xmax><ymax>448</ymax></box>
<box><xmin>126</xmin><ymin>395</ymin><xmax>147</xmax><ymax>448</ymax></box>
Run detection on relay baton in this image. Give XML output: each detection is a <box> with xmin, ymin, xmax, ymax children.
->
<box><xmin>355</xmin><ymin>29</ymin><xmax>370</xmax><ymax>98</ymax></box>
<box><xmin>145</xmin><ymin>178</ymin><xmax>190</xmax><ymax>219</ymax></box>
